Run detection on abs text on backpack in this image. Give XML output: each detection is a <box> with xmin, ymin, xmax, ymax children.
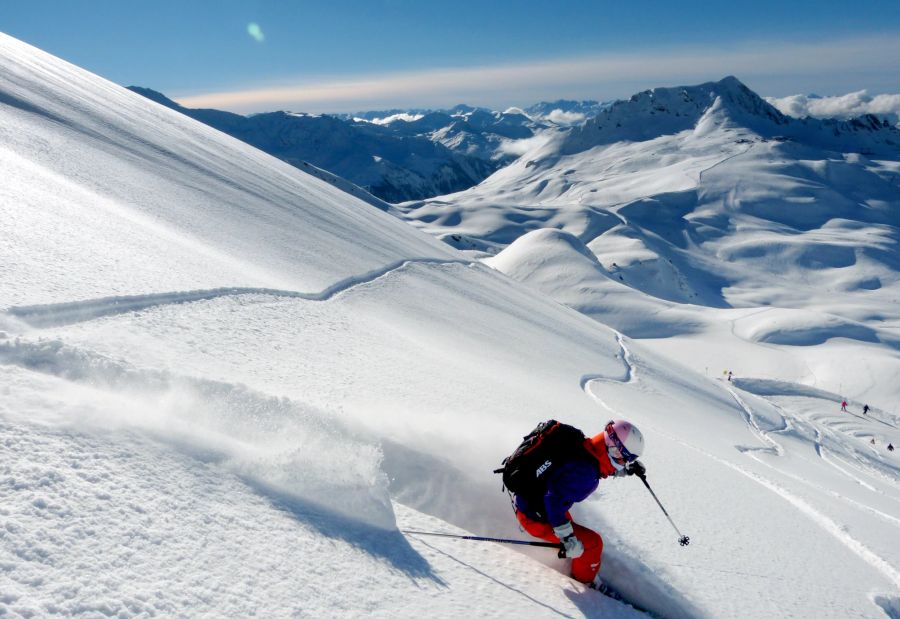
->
<box><xmin>494</xmin><ymin>420</ymin><xmax>587</xmax><ymax>500</ymax></box>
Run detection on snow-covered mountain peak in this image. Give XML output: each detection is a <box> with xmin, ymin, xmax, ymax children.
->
<box><xmin>636</xmin><ymin>75</ymin><xmax>784</xmax><ymax>123</ymax></box>
<box><xmin>563</xmin><ymin>76</ymin><xmax>899</xmax><ymax>155</ymax></box>
<box><xmin>562</xmin><ymin>76</ymin><xmax>785</xmax><ymax>152</ymax></box>
<box><xmin>502</xmin><ymin>106</ymin><xmax>530</xmax><ymax>118</ymax></box>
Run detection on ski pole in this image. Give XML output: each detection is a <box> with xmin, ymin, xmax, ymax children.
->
<box><xmin>637</xmin><ymin>473</ymin><xmax>691</xmax><ymax>546</ymax></box>
<box><xmin>402</xmin><ymin>530</ymin><xmax>565</xmax><ymax>555</ymax></box>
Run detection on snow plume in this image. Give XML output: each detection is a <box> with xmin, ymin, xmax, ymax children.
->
<box><xmin>544</xmin><ymin>109</ymin><xmax>587</xmax><ymax>125</ymax></box>
<box><xmin>766</xmin><ymin>91</ymin><xmax>900</xmax><ymax>124</ymax></box>
<box><xmin>0</xmin><ymin>338</ymin><xmax>395</xmax><ymax>529</ymax></box>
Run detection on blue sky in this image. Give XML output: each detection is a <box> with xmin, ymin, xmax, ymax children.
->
<box><xmin>3</xmin><ymin>0</ymin><xmax>900</xmax><ymax>113</ymax></box>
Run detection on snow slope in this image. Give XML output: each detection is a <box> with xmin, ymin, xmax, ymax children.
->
<box><xmin>2</xmin><ymin>37</ymin><xmax>900</xmax><ymax>619</ymax></box>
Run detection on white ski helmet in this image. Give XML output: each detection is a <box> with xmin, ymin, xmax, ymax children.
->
<box><xmin>601</xmin><ymin>419</ymin><xmax>644</xmax><ymax>466</ymax></box>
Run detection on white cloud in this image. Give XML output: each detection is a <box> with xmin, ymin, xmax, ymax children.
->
<box><xmin>173</xmin><ymin>34</ymin><xmax>900</xmax><ymax>113</ymax></box>
<box><xmin>495</xmin><ymin>132</ymin><xmax>556</xmax><ymax>158</ymax></box>
<box><xmin>544</xmin><ymin>109</ymin><xmax>586</xmax><ymax>125</ymax></box>
<box><xmin>766</xmin><ymin>91</ymin><xmax>900</xmax><ymax>123</ymax></box>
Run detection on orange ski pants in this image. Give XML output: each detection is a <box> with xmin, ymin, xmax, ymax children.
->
<box><xmin>517</xmin><ymin>510</ymin><xmax>603</xmax><ymax>583</ymax></box>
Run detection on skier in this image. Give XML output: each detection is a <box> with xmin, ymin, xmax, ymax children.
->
<box><xmin>727</xmin><ymin>370</ymin><xmax>733</xmax><ymax>382</ymax></box>
<box><xmin>863</xmin><ymin>404</ymin><xmax>870</xmax><ymax>415</ymax></box>
<box><xmin>889</xmin><ymin>443</ymin><xmax>895</xmax><ymax>452</ymax></box>
<box><xmin>841</xmin><ymin>400</ymin><xmax>848</xmax><ymax>412</ymax></box>
<box><xmin>503</xmin><ymin>419</ymin><xmax>645</xmax><ymax>589</ymax></box>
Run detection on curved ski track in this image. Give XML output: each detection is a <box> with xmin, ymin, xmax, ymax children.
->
<box><xmin>580</xmin><ymin>331</ymin><xmax>636</xmax><ymax>416</ymax></box>
<box><xmin>3</xmin><ymin>258</ymin><xmax>476</xmax><ymax>328</ymax></box>
<box><xmin>579</xmin><ymin>333</ymin><xmax>900</xmax><ymax>591</ymax></box>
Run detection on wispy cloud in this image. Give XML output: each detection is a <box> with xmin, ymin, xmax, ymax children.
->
<box><xmin>767</xmin><ymin>91</ymin><xmax>900</xmax><ymax>123</ymax></box>
<box><xmin>174</xmin><ymin>35</ymin><xmax>900</xmax><ymax>113</ymax></box>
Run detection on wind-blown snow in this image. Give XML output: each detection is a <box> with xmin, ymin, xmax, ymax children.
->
<box><xmin>2</xmin><ymin>36</ymin><xmax>900</xmax><ymax>619</ymax></box>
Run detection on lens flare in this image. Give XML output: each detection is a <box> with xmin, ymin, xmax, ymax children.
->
<box><xmin>247</xmin><ymin>23</ymin><xmax>265</xmax><ymax>43</ymax></box>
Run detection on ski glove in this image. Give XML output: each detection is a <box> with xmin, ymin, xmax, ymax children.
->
<box><xmin>553</xmin><ymin>521</ymin><xmax>584</xmax><ymax>559</ymax></box>
<box><xmin>626</xmin><ymin>460</ymin><xmax>646</xmax><ymax>477</ymax></box>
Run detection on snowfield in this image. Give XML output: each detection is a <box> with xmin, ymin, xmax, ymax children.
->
<box><xmin>2</xmin><ymin>33</ymin><xmax>900</xmax><ymax>618</ymax></box>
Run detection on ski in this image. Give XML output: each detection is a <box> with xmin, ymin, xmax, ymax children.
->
<box><xmin>589</xmin><ymin>580</ymin><xmax>654</xmax><ymax>615</ymax></box>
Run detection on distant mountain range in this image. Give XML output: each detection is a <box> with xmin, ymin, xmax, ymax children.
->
<box><xmin>397</xmin><ymin>75</ymin><xmax>900</xmax><ymax>406</ymax></box>
<box><xmin>128</xmin><ymin>89</ymin><xmax>609</xmax><ymax>203</ymax></box>
<box><xmin>128</xmin><ymin>87</ymin><xmax>502</xmax><ymax>203</ymax></box>
<box><xmin>337</xmin><ymin>100</ymin><xmax>609</xmax><ymax>125</ymax></box>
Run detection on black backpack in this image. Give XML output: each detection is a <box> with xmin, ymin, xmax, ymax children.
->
<box><xmin>494</xmin><ymin>419</ymin><xmax>587</xmax><ymax>501</ymax></box>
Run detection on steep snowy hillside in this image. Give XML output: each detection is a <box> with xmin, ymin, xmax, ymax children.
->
<box><xmin>2</xmin><ymin>37</ymin><xmax>900</xmax><ymax>619</ymax></box>
<box><xmin>128</xmin><ymin>87</ymin><xmax>497</xmax><ymax>203</ymax></box>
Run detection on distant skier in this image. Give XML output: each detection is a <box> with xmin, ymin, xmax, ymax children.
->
<box><xmin>727</xmin><ymin>370</ymin><xmax>733</xmax><ymax>382</ymax></box>
<box><xmin>889</xmin><ymin>443</ymin><xmax>895</xmax><ymax>452</ymax></box>
<box><xmin>863</xmin><ymin>404</ymin><xmax>869</xmax><ymax>415</ymax></box>
<box><xmin>870</xmin><ymin>438</ymin><xmax>876</xmax><ymax>445</ymax></box>
<box><xmin>841</xmin><ymin>400</ymin><xmax>848</xmax><ymax>412</ymax></box>
<box><xmin>496</xmin><ymin>419</ymin><xmax>646</xmax><ymax>589</ymax></box>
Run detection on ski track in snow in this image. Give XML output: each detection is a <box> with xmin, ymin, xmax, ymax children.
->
<box><xmin>3</xmin><ymin>258</ymin><xmax>477</xmax><ymax>328</ymax></box>
<box><xmin>695</xmin><ymin>143</ymin><xmax>755</xmax><ymax>184</ymax></box>
<box><xmin>580</xmin><ymin>331</ymin><xmax>636</xmax><ymax>397</ymax></box>
<box><xmin>662</xmin><ymin>427</ymin><xmax>900</xmax><ymax>591</ymax></box>
<box><xmin>727</xmin><ymin>379</ymin><xmax>900</xmax><ymax>522</ymax></box>
<box><xmin>726</xmin><ymin>374</ymin><xmax>899</xmax><ymax>490</ymax></box>
<box><xmin>800</xmin><ymin>452</ymin><xmax>900</xmax><ymax>526</ymax></box>
<box><xmin>755</xmin><ymin>385</ymin><xmax>900</xmax><ymax>493</ymax></box>
<box><xmin>811</xmin><ymin>427</ymin><xmax>881</xmax><ymax>493</ymax></box>
<box><xmin>582</xmin><ymin>333</ymin><xmax>900</xmax><ymax>594</ymax></box>
<box><xmin>718</xmin><ymin>381</ymin><xmax>900</xmax><ymax>587</ymax></box>
<box><xmin>741</xmin><ymin>430</ymin><xmax>900</xmax><ymax>527</ymax></box>
<box><xmin>725</xmin><ymin>386</ymin><xmax>785</xmax><ymax>456</ymax></box>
